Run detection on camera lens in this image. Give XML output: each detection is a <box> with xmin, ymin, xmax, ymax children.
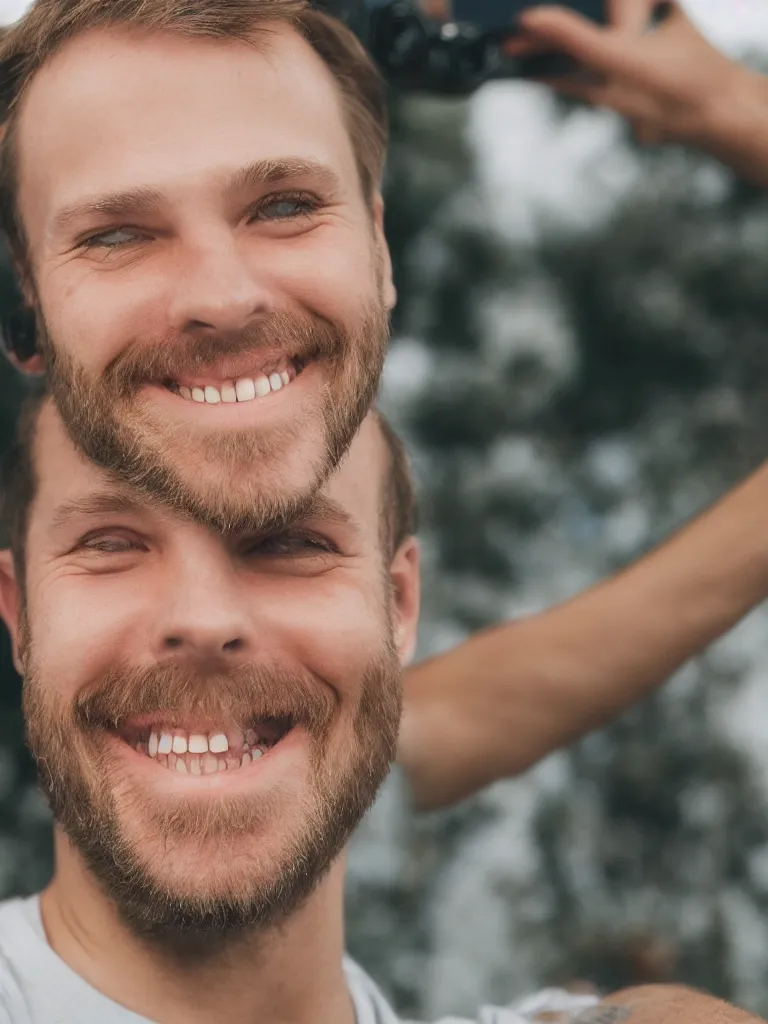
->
<box><xmin>369</xmin><ymin>1</ymin><xmax>431</xmax><ymax>77</ymax></box>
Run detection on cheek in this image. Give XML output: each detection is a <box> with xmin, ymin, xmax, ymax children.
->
<box><xmin>26</xmin><ymin>581</ymin><xmax>149</xmax><ymax>697</ymax></box>
<box><xmin>264</xmin><ymin>579</ymin><xmax>388</xmax><ymax>702</ymax></box>
<box><xmin>40</xmin><ymin>268</ymin><xmax>159</xmax><ymax>374</ymax></box>
<box><xmin>271</xmin><ymin>228</ymin><xmax>379</xmax><ymax>320</ymax></box>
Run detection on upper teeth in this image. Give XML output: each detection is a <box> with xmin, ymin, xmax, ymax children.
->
<box><xmin>150</xmin><ymin>729</ymin><xmax>236</xmax><ymax>758</ymax></box>
<box><xmin>178</xmin><ymin>372</ymin><xmax>290</xmax><ymax>406</ymax></box>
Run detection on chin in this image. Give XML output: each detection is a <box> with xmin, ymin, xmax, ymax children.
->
<box><xmin>122</xmin><ymin>415</ymin><xmax>330</xmax><ymax>531</ymax></box>
<box><xmin>102</xmin><ymin>821</ymin><xmax>335</xmax><ymax>947</ymax></box>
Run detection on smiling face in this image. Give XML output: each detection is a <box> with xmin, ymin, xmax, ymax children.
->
<box><xmin>14</xmin><ymin>22</ymin><xmax>394</xmax><ymax>534</ymax></box>
<box><xmin>0</xmin><ymin>403</ymin><xmax>418</xmax><ymax>943</ymax></box>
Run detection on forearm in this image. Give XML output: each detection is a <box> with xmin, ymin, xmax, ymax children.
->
<box><xmin>694</xmin><ymin>66</ymin><xmax>768</xmax><ymax>188</ymax></box>
<box><xmin>400</xmin><ymin>461</ymin><xmax>768</xmax><ymax>810</ymax></box>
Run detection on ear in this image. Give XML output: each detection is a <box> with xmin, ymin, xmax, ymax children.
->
<box><xmin>3</xmin><ymin>349</ymin><xmax>46</xmax><ymax>376</ymax></box>
<box><xmin>3</xmin><ymin>268</ymin><xmax>46</xmax><ymax>376</ymax></box>
<box><xmin>0</xmin><ymin>550</ymin><xmax>24</xmax><ymax>675</ymax></box>
<box><xmin>389</xmin><ymin>536</ymin><xmax>420</xmax><ymax>667</ymax></box>
<box><xmin>372</xmin><ymin>190</ymin><xmax>397</xmax><ymax>313</ymax></box>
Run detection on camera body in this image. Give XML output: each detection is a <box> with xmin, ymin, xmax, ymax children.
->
<box><xmin>326</xmin><ymin>0</ymin><xmax>606</xmax><ymax>94</ymax></box>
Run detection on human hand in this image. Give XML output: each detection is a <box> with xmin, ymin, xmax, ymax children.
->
<box><xmin>505</xmin><ymin>1</ymin><xmax>747</xmax><ymax>148</ymax></box>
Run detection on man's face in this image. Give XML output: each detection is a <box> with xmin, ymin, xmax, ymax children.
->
<box><xmin>2</xmin><ymin>405</ymin><xmax>417</xmax><ymax>942</ymax></box>
<box><xmin>15</xmin><ymin>23</ymin><xmax>395</xmax><ymax>534</ymax></box>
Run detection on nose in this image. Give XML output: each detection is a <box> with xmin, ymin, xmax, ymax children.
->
<box><xmin>167</xmin><ymin>231</ymin><xmax>274</xmax><ymax>334</ymax></box>
<box><xmin>152</xmin><ymin>547</ymin><xmax>252</xmax><ymax>669</ymax></box>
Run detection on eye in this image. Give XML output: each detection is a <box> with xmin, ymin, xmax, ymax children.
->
<box><xmin>251</xmin><ymin>193</ymin><xmax>321</xmax><ymax>223</ymax></box>
<box><xmin>81</xmin><ymin>227</ymin><xmax>141</xmax><ymax>249</ymax></box>
<box><xmin>243</xmin><ymin>531</ymin><xmax>337</xmax><ymax>558</ymax></box>
<box><xmin>75</xmin><ymin>531</ymin><xmax>147</xmax><ymax>555</ymax></box>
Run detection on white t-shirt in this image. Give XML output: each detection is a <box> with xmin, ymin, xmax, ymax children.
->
<box><xmin>0</xmin><ymin>897</ymin><xmax>598</xmax><ymax>1023</ymax></box>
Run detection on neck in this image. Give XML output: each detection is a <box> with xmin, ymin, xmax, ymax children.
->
<box><xmin>42</xmin><ymin>830</ymin><xmax>355</xmax><ymax>1024</ymax></box>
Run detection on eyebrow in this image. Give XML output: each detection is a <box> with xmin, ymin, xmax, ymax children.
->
<box><xmin>295</xmin><ymin>494</ymin><xmax>360</xmax><ymax>536</ymax></box>
<box><xmin>50</xmin><ymin>157</ymin><xmax>344</xmax><ymax>239</ymax></box>
<box><xmin>50</xmin><ymin>490</ymin><xmax>150</xmax><ymax>531</ymax></box>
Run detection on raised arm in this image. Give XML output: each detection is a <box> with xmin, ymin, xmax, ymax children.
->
<box><xmin>506</xmin><ymin>0</ymin><xmax>768</xmax><ymax>188</ymax></box>
<box><xmin>399</xmin><ymin>460</ymin><xmax>768</xmax><ymax>810</ymax></box>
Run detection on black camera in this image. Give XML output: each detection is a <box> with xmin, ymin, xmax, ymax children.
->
<box><xmin>323</xmin><ymin>0</ymin><xmax>607</xmax><ymax>94</ymax></box>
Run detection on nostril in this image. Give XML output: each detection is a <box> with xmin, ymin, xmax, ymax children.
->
<box><xmin>164</xmin><ymin>637</ymin><xmax>183</xmax><ymax>650</ymax></box>
<box><xmin>222</xmin><ymin>638</ymin><xmax>243</xmax><ymax>654</ymax></box>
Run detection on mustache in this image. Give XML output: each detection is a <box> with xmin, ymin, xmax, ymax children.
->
<box><xmin>101</xmin><ymin>310</ymin><xmax>345</xmax><ymax>397</ymax></box>
<box><xmin>71</xmin><ymin>661</ymin><xmax>337</xmax><ymax>739</ymax></box>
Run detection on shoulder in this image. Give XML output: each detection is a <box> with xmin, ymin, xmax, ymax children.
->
<box><xmin>0</xmin><ymin>897</ymin><xmax>41</xmax><ymax>1024</ymax></box>
<box><xmin>503</xmin><ymin>988</ymin><xmax>601</xmax><ymax>1020</ymax></box>
<box><xmin>416</xmin><ymin>990</ymin><xmax>601</xmax><ymax>1023</ymax></box>
<box><xmin>344</xmin><ymin>957</ymin><xmax>598</xmax><ymax>1024</ymax></box>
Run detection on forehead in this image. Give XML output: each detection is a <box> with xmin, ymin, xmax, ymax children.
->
<box><xmin>16</xmin><ymin>22</ymin><xmax>359</xmax><ymax>235</ymax></box>
<box><xmin>27</xmin><ymin>404</ymin><xmax>388</xmax><ymax>548</ymax></box>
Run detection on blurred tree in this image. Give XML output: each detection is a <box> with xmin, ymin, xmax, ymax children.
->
<box><xmin>350</xmin><ymin>90</ymin><xmax>768</xmax><ymax>1020</ymax></box>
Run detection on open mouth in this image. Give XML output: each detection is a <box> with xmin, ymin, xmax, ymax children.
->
<box><xmin>118</xmin><ymin>716</ymin><xmax>293</xmax><ymax>776</ymax></box>
<box><xmin>164</xmin><ymin>356</ymin><xmax>307</xmax><ymax>407</ymax></box>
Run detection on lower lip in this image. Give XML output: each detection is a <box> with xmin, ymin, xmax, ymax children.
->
<box><xmin>108</xmin><ymin>726</ymin><xmax>310</xmax><ymax>796</ymax></box>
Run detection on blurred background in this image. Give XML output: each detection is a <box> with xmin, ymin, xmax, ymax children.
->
<box><xmin>3</xmin><ymin>0</ymin><xmax>768</xmax><ymax>1019</ymax></box>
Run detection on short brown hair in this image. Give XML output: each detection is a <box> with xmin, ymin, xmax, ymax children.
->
<box><xmin>376</xmin><ymin>409</ymin><xmax>417</xmax><ymax>558</ymax></box>
<box><xmin>0</xmin><ymin>0</ymin><xmax>389</xmax><ymax>273</ymax></box>
<box><xmin>0</xmin><ymin>387</ymin><xmax>44</xmax><ymax>591</ymax></box>
<box><xmin>0</xmin><ymin>397</ymin><xmax>417</xmax><ymax>583</ymax></box>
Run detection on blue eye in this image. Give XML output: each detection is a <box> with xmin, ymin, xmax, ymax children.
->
<box><xmin>82</xmin><ymin>228</ymin><xmax>139</xmax><ymax>249</ymax></box>
<box><xmin>252</xmin><ymin>194</ymin><xmax>320</xmax><ymax>223</ymax></box>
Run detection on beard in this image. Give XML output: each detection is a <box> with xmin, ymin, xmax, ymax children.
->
<box><xmin>41</xmin><ymin>300</ymin><xmax>390</xmax><ymax>536</ymax></box>
<box><xmin>22</xmin><ymin>635</ymin><xmax>401</xmax><ymax>954</ymax></box>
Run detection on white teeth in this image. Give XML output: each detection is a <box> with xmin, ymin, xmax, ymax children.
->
<box><xmin>235</xmin><ymin>377</ymin><xmax>256</xmax><ymax>402</ymax></box>
<box><xmin>176</xmin><ymin>369</ymin><xmax>294</xmax><ymax>404</ymax></box>
<box><xmin>188</xmin><ymin>734</ymin><xmax>208</xmax><ymax>754</ymax></box>
<box><xmin>138</xmin><ymin>727</ymin><xmax>270</xmax><ymax>774</ymax></box>
<box><xmin>254</xmin><ymin>375</ymin><xmax>271</xmax><ymax>398</ymax></box>
<box><xmin>209</xmin><ymin>733</ymin><xmax>229</xmax><ymax>754</ymax></box>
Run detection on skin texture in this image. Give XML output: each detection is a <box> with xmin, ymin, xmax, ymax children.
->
<box><xmin>589</xmin><ymin>984</ymin><xmax>765</xmax><ymax>1024</ymax></box>
<box><xmin>507</xmin><ymin>0</ymin><xmax>768</xmax><ymax>185</ymax></box>
<box><xmin>0</xmin><ymin>405</ymin><xmax>420</xmax><ymax>1024</ymax></box>
<box><xmin>14</xmin><ymin>22</ymin><xmax>395</xmax><ymax>534</ymax></box>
